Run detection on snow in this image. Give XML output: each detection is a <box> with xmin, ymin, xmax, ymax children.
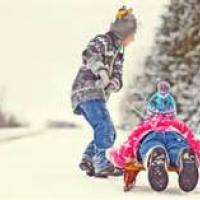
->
<box><xmin>0</xmin><ymin>128</ymin><xmax>43</xmax><ymax>142</ymax></box>
<box><xmin>0</xmin><ymin>1</ymin><xmax>199</xmax><ymax>199</ymax></box>
<box><xmin>0</xmin><ymin>128</ymin><xmax>199</xmax><ymax>200</ymax></box>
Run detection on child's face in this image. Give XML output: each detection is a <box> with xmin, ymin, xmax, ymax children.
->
<box><xmin>121</xmin><ymin>33</ymin><xmax>135</xmax><ymax>47</ymax></box>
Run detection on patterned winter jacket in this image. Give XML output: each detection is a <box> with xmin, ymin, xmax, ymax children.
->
<box><xmin>71</xmin><ymin>32</ymin><xmax>124</xmax><ymax>114</ymax></box>
<box><xmin>146</xmin><ymin>92</ymin><xmax>177</xmax><ymax>116</ymax></box>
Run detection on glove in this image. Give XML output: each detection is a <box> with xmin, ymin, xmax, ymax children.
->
<box><xmin>105</xmin><ymin>78</ymin><xmax>120</xmax><ymax>93</ymax></box>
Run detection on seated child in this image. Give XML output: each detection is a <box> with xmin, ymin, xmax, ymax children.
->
<box><xmin>109</xmin><ymin>81</ymin><xmax>200</xmax><ymax>192</ymax></box>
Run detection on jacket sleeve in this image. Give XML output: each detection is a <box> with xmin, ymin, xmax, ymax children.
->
<box><xmin>112</xmin><ymin>53</ymin><xmax>124</xmax><ymax>92</ymax></box>
<box><xmin>82</xmin><ymin>35</ymin><xmax>110</xmax><ymax>87</ymax></box>
<box><xmin>106</xmin><ymin>53</ymin><xmax>124</xmax><ymax>93</ymax></box>
<box><xmin>146</xmin><ymin>94</ymin><xmax>158</xmax><ymax>114</ymax></box>
<box><xmin>169</xmin><ymin>96</ymin><xmax>177</xmax><ymax>115</ymax></box>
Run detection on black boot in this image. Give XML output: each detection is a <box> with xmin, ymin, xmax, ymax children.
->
<box><xmin>178</xmin><ymin>149</ymin><xmax>199</xmax><ymax>192</ymax></box>
<box><xmin>94</xmin><ymin>165</ymin><xmax>123</xmax><ymax>178</ymax></box>
<box><xmin>148</xmin><ymin>147</ymin><xmax>169</xmax><ymax>192</ymax></box>
<box><xmin>79</xmin><ymin>158</ymin><xmax>95</xmax><ymax>177</ymax></box>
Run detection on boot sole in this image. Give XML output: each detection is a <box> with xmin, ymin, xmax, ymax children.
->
<box><xmin>148</xmin><ymin>147</ymin><xmax>169</xmax><ymax>192</ymax></box>
<box><xmin>179</xmin><ymin>149</ymin><xmax>199</xmax><ymax>192</ymax></box>
<box><xmin>94</xmin><ymin>166</ymin><xmax>115</xmax><ymax>178</ymax></box>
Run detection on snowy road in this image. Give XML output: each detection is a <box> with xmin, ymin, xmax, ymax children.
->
<box><xmin>0</xmin><ymin>128</ymin><xmax>199</xmax><ymax>200</ymax></box>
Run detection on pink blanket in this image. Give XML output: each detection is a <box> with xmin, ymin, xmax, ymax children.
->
<box><xmin>109</xmin><ymin>115</ymin><xmax>200</xmax><ymax>168</ymax></box>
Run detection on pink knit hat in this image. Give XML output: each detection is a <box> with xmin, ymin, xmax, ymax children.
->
<box><xmin>157</xmin><ymin>81</ymin><xmax>170</xmax><ymax>94</ymax></box>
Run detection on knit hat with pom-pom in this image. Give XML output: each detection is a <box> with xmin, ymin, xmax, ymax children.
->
<box><xmin>110</xmin><ymin>6</ymin><xmax>137</xmax><ymax>39</ymax></box>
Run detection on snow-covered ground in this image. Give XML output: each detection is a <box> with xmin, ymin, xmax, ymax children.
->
<box><xmin>0</xmin><ymin>128</ymin><xmax>199</xmax><ymax>200</ymax></box>
<box><xmin>0</xmin><ymin>128</ymin><xmax>43</xmax><ymax>143</ymax></box>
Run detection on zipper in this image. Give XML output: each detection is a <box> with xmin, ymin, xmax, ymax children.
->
<box><xmin>109</xmin><ymin>49</ymin><xmax>120</xmax><ymax>76</ymax></box>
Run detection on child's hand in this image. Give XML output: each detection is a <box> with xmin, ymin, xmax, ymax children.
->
<box><xmin>106</xmin><ymin>82</ymin><xmax>116</xmax><ymax>92</ymax></box>
<box><xmin>105</xmin><ymin>78</ymin><xmax>120</xmax><ymax>93</ymax></box>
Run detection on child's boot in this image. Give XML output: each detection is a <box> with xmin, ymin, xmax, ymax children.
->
<box><xmin>79</xmin><ymin>157</ymin><xmax>95</xmax><ymax>177</ymax></box>
<box><xmin>94</xmin><ymin>149</ymin><xmax>123</xmax><ymax>178</ymax></box>
<box><xmin>178</xmin><ymin>149</ymin><xmax>199</xmax><ymax>192</ymax></box>
<box><xmin>147</xmin><ymin>147</ymin><xmax>169</xmax><ymax>191</ymax></box>
<box><xmin>94</xmin><ymin>163</ymin><xmax>123</xmax><ymax>178</ymax></box>
<box><xmin>94</xmin><ymin>164</ymin><xmax>114</xmax><ymax>178</ymax></box>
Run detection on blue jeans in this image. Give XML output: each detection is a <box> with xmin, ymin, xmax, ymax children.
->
<box><xmin>138</xmin><ymin>131</ymin><xmax>188</xmax><ymax>167</ymax></box>
<box><xmin>78</xmin><ymin>99</ymin><xmax>116</xmax><ymax>171</ymax></box>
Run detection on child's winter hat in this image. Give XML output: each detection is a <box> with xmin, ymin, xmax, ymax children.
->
<box><xmin>110</xmin><ymin>6</ymin><xmax>137</xmax><ymax>39</ymax></box>
<box><xmin>157</xmin><ymin>81</ymin><xmax>170</xmax><ymax>94</ymax></box>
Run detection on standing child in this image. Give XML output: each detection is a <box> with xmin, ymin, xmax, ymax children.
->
<box><xmin>71</xmin><ymin>6</ymin><xmax>137</xmax><ymax>177</ymax></box>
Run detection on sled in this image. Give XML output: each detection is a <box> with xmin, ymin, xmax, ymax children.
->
<box><xmin>123</xmin><ymin>161</ymin><xmax>178</xmax><ymax>192</ymax></box>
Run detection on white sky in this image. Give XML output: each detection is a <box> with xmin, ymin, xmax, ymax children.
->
<box><xmin>0</xmin><ymin>0</ymin><xmax>169</xmax><ymax>126</ymax></box>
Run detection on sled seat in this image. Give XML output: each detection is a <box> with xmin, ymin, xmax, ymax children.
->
<box><xmin>125</xmin><ymin>162</ymin><xmax>178</xmax><ymax>172</ymax></box>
